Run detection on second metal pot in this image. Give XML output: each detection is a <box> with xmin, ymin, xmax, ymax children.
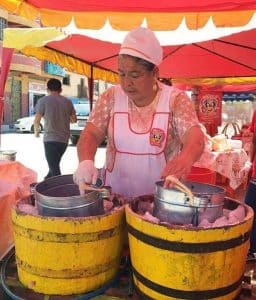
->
<box><xmin>153</xmin><ymin>180</ymin><xmax>225</xmax><ymax>226</ymax></box>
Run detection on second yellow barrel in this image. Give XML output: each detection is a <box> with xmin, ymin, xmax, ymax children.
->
<box><xmin>126</xmin><ymin>198</ymin><xmax>253</xmax><ymax>300</ymax></box>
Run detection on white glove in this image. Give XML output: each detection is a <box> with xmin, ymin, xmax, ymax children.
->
<box><xmin>73</xmin><ymin>160</ymin><xmax>98</xmax><ymax>186</ymax></box>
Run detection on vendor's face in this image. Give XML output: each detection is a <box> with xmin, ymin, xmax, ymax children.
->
<box><xmin>118</xmin><ymin>55</ymin><xmax>157</xmax><ymax>106</ymax></box>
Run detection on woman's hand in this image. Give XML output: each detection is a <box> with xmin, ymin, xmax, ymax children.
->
<box><xmin>73</xmin><ymin>160</ymin><xmax>98</xmax><ymax>194</ymax></box>
<box><xmin>164</xmin><ymin>175</ymin><xmax>194</xmax><ymax>205</ymax></box>
<box><xmin>162</xmin><ymin>125</ymin><xmax>205</xmax><ymax>180</ymax></box>
<box><xmin>161</xmin><ymin>154</ymin><xmax>193</xmax><ymax>181</ymax></box>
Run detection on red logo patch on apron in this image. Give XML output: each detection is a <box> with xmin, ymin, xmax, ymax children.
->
<box><xmin>150</xmin><ymin>128</ymin><xmax>165</xmax><ymax>147</ymax></box>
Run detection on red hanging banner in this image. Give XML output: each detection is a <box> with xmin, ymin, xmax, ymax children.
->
<box><xmin>196</xmin><ymin>91</ymin><xmax>222</xmax><ymax>136</ymax></box>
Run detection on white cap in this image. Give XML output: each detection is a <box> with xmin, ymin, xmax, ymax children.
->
<box><xmin>119</xmin><ymin>27</ymin><xmax>163</xmax><ymax>66</ymax></box>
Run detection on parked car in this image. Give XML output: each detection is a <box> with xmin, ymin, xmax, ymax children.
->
<box><xmin>14</xmin><ymin>116</ymin><xmax>44</xmax><ymax>133</ymax></box>
<box><xmin>14</xmin><ymin>100</ymin><xmax>92</xmax><ymax>145</ymax></box>
<box><xmin>70</xmin><ymin>102</ymin><xmax>107</xmax><ymax>146</ymax></box>
<box><xmin>70</xmin><ymin>102</ymin><xmax>91</xmax><ymax>145</ymax></box>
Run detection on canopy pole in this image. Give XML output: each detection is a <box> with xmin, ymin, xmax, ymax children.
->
<box><xmin>88</xmin><ymin>65</ymin><xmax>94</xmax><ymax>111</ymax></box>
<box><xmin>0</xmin><ymin>47</ymin><xmax>14</xmax><ymax>147</ymax></box>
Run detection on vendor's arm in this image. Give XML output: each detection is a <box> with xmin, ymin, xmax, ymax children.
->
<box><xmin>77</xmin><ymin>88</ymin><xmax>113</xmax><ymax>161</ymax></box>
<box><xmin>77</xmin><ymin>122</ymin><xmax>105</xmax><ymax>162</ymax></box>
<box><xmin>33</xmin><ymin>113</ymin><xmax>42</xmax><ymax>137</ymax></box>
<box><xmin>70</xmin><ymin>110</ymin><xmax>77</xmax><ymax>123</ymax></box>
<box><xmin>162</xmin><ymin>125</ymin><xmax>204</xmax><ymax>179</ymax></box>
<box><xmin>74</xmin><ymin>87</ymin><xmax>113</xmax><ymax>186</ymax></box>
<box><xmin>74</xmin><ymin>123</ymin><xmax>105</xmax><ymax>186</ymax></box>
<box><xmin>162</xmin><ymin>89</ymin><xmax>205</xmax><ymax>180</ymax></box>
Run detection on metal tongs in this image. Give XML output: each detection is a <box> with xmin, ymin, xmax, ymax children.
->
<box><xmin>79</xmin><ymin>178</ymin><xmax>111</xmax><ymax>198</ymax></box>
<box><xmin>164</xmin><ymin>175</ymin><xmax>195</xmax><ymax>206</ymax></box>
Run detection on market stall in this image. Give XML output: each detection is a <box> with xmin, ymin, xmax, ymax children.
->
<box><xmin>192</xmin><ymin>128</ymin><xmax>251</xmax><ymax>197</ymax></box>
<box><xmin>1</xmin><ymin>1</ymin><xmax>256</xmax><ymax>300</ymax></box>
<box><xmin>194</xmin><ymin>148</ymin><xmax>250</xmax><ymax>197</ymax></box>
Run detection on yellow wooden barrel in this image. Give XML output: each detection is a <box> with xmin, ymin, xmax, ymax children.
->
<box><xmin>125</xmin><ymin>198</ymin><xmax>253</xmax><ymax>300</ymax></box>
<box><xmin>12</xmin><ymin>202</ymin><xmax>125</xmax><ymax>295</ymax></box>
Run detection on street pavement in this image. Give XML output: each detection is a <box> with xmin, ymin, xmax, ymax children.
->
<box><xmin>0</xmin><ymin>132</ymin><xmax>106</xmax><ymax>182</ymax></box>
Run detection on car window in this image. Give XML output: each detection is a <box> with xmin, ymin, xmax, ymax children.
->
<box><xmin>74</xmin><ymin>103</ymin><xmax>90</xmax><ymax>116</ymax></box>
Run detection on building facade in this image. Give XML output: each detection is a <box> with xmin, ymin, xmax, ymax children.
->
<box><xmin>0</xmin><ymin>7</ymin><xmax>108</xmax><ymax>129</ymax></box>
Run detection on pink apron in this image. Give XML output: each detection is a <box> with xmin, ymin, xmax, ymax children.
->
<box><xmin>105</xmin><ymin>86</ymin><xmax>171</xmax><ymax>198</ymax></box>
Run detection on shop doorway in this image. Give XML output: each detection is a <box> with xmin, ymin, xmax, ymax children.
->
<box><xmin>28</xmin><ymin>93</ymin><xmax>45</xmax><ymax>115</ymax></box>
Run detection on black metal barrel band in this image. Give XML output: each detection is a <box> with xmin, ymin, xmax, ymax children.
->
<box><xmin>133</xmin><ymin>267</ymin><xmax>243</xmax><ymax>300</ymax></box>
<box><xmin>127</xmin><ymin>223</ymin><xmax>250</xmax><ymax>253</ymax></box>
<box><xmin>12</xmin><ymin>222</ymin><xmax>123</xmax><ymax>243</ymax></box>
<box><xmin>16</xmin><ymin>256</ymin><xmax>119</xmax><ymax>279</ymax></box>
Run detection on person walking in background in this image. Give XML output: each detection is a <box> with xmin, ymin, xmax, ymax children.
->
<box><xmin>244</xmin><ymin>110</ymin><xmax>256</xmax><ymax>260</ymax></box>
<box><xmin>34</xmin><ymin>78</ymin><xmax>77</xmax><ymax>179</ymax></box>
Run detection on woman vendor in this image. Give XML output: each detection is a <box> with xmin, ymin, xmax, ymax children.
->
<box><xmin>73</xmin><ymin>27</ymin><xmax>205</xmax><ymax>198</ymax></box>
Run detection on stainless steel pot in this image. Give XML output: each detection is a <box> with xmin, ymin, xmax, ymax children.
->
<box><xmin>0</xmin><ymin>150</ymin><xmax>17</xmax><ymax>161</ymax></box>
<box><xmin>153</xmin><ymin>180</ymin><xmax>225</xmax><ymax>226</ymax></box>
<box><xmin>35</xmin><ymin>174</ymin><xmax>106</xmax><ymax>217</ymax></box>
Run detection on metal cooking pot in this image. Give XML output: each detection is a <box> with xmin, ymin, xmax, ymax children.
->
<box><xmin>0</xmin><ymin>150</ymin><xmax>17</xmax><ymax>161</ymax></box>
<box><xmin>35</xmin><ymin>174</ymin><xmax>108</xmax><ymax>217</ymax></box>
<box><xmin>153</xmin><ymin>180</ymin><xmax>225</xmax><ymax>226</ymax></box>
